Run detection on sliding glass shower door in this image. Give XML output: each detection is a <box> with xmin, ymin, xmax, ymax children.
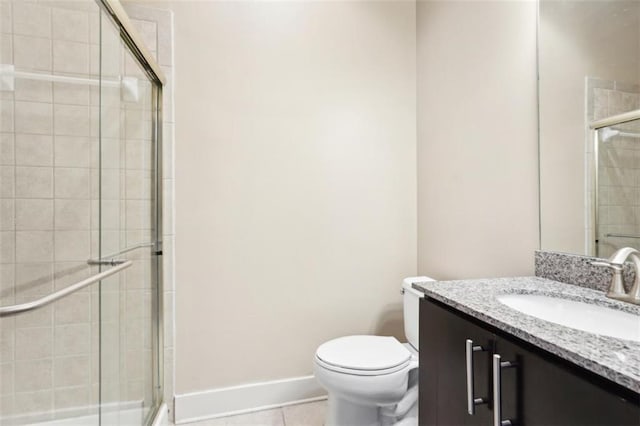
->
<box><xmin>98</xmin><ymin>9</ymin><xmax>161</xmax><ymax>425</ymax></box>
<box><xmin>595</xmin><ymin>114</ymin><xmax>640</xmax><ymax>258</ymax></box>
<box><xmin>0</xmin><ymin>0</ymin><xmax>163</xmax><ymax>424</ymax></box>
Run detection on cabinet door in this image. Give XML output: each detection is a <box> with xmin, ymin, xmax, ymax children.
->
<box><xmin>420</xmin><ymin>298</ymin><xmax>495</xmax><ymax>426</ymax></box>
<box><xmin>494</xmin><ymin>336</ymin><xmax>640</xmax><ymax>426</ymax></box>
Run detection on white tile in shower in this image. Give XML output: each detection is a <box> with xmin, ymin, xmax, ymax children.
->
<box><xmin>0</xmin><ymin>231</ymin><xmax>15</xmax><ymax>263</ymax></box>
<box><xmin>89</xmin><ymin>12</ymin><xmax>99</xmax><ymax>45</ymax></box>
<box><xmin>0</xmin><ymin>100</ymin><xmax>13</xmax><ymax>135</ymax></box>
<box><xmin>13</xmin><ymin>359</ymin><xmax>52</xmax><ymax>392</ymax></box>
<box><xmin>0</xmin><ymin>362</ymin><xmax>13</xmax><ymax>395</ymax></box>
<box><xmin>53</xmin><ymin>40</ymin><xmax>89</xmax><ymax>75</ymax></box>
<box><xmin>124</xmin><ymin>261</ymin><xmax>151</xmax><ymax>290</ymax></box>
<box><xmin>15</xmin><ymin>166</ymin><xmax>53</xmax><ymax>198</ymax></box>
<box><xmin>130</xmin><ymin>19</ymin><xmax>158</xmax><ymax>52</ymax></box>
<box><xmin>15</xmin><ymin>134</ymin><xmax>53</xmax><ymax>167</ymax></box>
<box><xmin>53</xmin><ymin>230</ymin><xmax>90</xmax><ymax>262</ymax></box>
<box><xmin>13</xmin><ymin>389</ymin><xmax>53</xmax><ymax>415</ymax></box>
<box><xmin>99</xmin><ymin>199</ymin><xmax>121</xmax><ymax>230</ymax></box>
<box><xmin>14</xmin><ymin>304</ymin><xmax>52</xmax><ymax>329</ymax></box>
<box><xmin>53</xmin><ymin>385</ymin><xmax>92</xmax><ymax>410</ymax></box>
<box><xmin>125</xmin><ymin>139</ymin><xmax>152</xmax><ymax>170</ymax></box>
<box><xmin>0</xmin><ymin>133</ymin><xmax>14</xmax><ymax>165</ymax></box>
<box><xmin>15</xmin><ymin>231</ymin><xmax>54</xmax><ymax>263</ymax></box>
<box><xmin>163</xmin><ymin>290</ymin><xmax>173</xmax><ymax>347</ymax></box>
<box><xmin>54</xmin><ymin>292</ymin><xmax>91</xmax><ymax>325</ymax></box>
<box><xmin>0</xmin><ymin>166</ymin><xmax>14</xmax><ymax>198</ymax></box>
<box><xmin>94</xmin><ymin>169</ymin><xmax>121</xmax><ymax>201</ymax></box>
<box><xmin>54</xmin><ymin>104</ymin><xmax>91</xmax><ymax>137</ymax></box>
<box><xmin>14</xmin><ymin>328</ymin><xmax>52</xmax><ymax>361</ymax></box>
<box><xmin>14</xmin><ymin>79</ymin><xmax>53</xmax><ymax>103</ymax></box>
<box><xmin>0</xmin><ymin>199</ymin><xmax>14</xmax><ymax>231</ymax></box>
<box><xmin>54</xmin><ymin>136</ymin><xmax>91</xmax><ymax>168</ymax></box>
<box><xmin>52</xmin><ymin>8</ymin><xmax>90</xmax><ymax>43</ymax></box>
<box><xmin>13</xmin><ymin>3</ymin><xmax>51</xmax><ymax>39</ymax></box>
<box><xmin>125</xmin><ymin>200</ymin><xmax>152</xmax><ymax>230</ymax></box>
<box><xmin>15</xmin><ymin>199</ymin><xmax>53</xmax><ymax>231</ymax></box>
<box><xmin>53</xmin><ymin>355</ymin><xmax>91</xmax><ymax>388</ymax></box>
<box><xmin>0</xmin><ymin>2</ymin><xmax>11</xmax><ymax>35</ymax></box>
<box><xmin>13</xmin><ymin>262</ymin><xmax>53</xmax><ymax>298</ymax></box>
<box><xmin>13</xmin><ymin>35</ymin><xmax>52</xmax><ymax>71</ymax></box>
<box><xmin>53</xmin><ymin>324</ymin><xmax>91</xmax><ymax>356</ymax></box>
<box><xmin>15</xmin><ymin>101</ymin><xmax>53</xmax><ymax>135</ymax></box>
<box><xmin>125</xmin><ymin>110</ymin><xmax>151</xmax><ymax>140</ymax></box>
<box><xmin>125</xmin><ymin>170</ymin><xmax>152</xmax><ymax>200</ymax></box>
<box><xmin>54</xmin><ymin>199</ymin><xmax>90</xmax><ymax>230</ymax></box>
<box><xmin>53</xmin><ymin>262</ymin><xmax>93</xmax><ymax>290</ymax></box>
<box><xmin>54</xmin><ymin>168</ymin><xmax>90</xmax><ymax>199</ymax></box>
<box><xmin>53</xmin><ymin>83</ymin><xmax>91</xmax><ymax>106</ymax></box>
<box><xmin>161</xmin><ymin>69</ymin><xmax>174</xmax><ymax>123</ymax></box>
<box><xmin>100</xmin><ymin>136</ymin><xmax>123</xmax><ymax>167</ymax></box>
<box><xmin>0</xmin><ymin>34</ymin><xmax>12</xmax><ymax>67</ymax></box>
<box><xmin>0</xmin><ymin>327</ymin><xmax>15</xmax><ymax>362</ymax></box>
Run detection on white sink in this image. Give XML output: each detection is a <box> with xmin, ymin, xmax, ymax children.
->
<box><xmin>497</xmin><ymin>294</ymin><xmax>640</xmax><ymax>343</ymax></box>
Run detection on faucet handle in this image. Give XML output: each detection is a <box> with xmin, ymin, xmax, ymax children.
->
<box><xmin>590</xmin><ymin>260</ymin><xmax>627</xmax><ymax>298</ymax></box>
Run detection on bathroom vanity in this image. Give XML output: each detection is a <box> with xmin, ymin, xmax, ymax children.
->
<box><xmin>414</xmin><ymin>277</ymin><xmax>640</xmax><ymax>426</ymax></box>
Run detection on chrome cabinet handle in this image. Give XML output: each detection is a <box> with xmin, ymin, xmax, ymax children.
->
<box><xmin>465</xmin><ymin>339</ymin><xmax>487</xmax><ymax>415</ymax></box>
<box><xmin>493</xmin><ymin>354</ymin><xmax>517</xmax><ymax>426</ymax></box>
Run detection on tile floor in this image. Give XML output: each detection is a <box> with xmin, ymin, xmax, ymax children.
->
<box><xmin>183</xmin><ymin>399</ymin><xmax>328</xmax><ymax>426</ymax></box>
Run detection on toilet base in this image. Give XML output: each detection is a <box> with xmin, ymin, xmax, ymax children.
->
<box><xmin>326</xmin><ymin>395</ymin><xmax>381</xmax><ymax>426</ymax></box>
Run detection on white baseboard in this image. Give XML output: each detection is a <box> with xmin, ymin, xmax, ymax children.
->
<box><xmin>174</xmin><ymin>375</ymin><xmax>327</xmax><ymax>424</ymax></box>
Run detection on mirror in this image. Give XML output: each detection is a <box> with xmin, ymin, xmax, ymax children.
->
<box><xmin>538</xmin><ymin>0</ymin><xmax>640</xmax><ymax>256</ymax></box>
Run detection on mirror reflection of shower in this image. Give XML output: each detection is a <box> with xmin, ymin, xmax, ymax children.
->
<box><xmin>592</xmin><ymin>111</ymin><xmax>640</xmax><ymax>258</ymax></box>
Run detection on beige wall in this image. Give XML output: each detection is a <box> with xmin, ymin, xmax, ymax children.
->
<box><xmin>169</xmin><ymin>1</ymin><xmax>417</xmax><ymax>393</ymax></box>
<box><xmin>416</xmin><ymin>1</ymin><xmax>539</xmax><ymax>279</ymax></box>
<box><xmin>539</xmin><ymin>1</ymin><xmax>640</xmax><ymax>255</ymax></box>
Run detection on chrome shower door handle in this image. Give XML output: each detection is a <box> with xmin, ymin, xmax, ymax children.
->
<box><xmin>493</xmin><ymin>354</ymin><xmax>517</xmax><ymax>426</ymax></box>
<box><xmin>465</xmin><ymin>339</ymin><xmax>487</xmax><ymax>415</ymax></box>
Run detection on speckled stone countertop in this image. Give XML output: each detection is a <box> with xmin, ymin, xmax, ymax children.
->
<box><xmin>412</xmin><ymin>277</ymin><xmax>640</xmax><ymax>394</ymax></box>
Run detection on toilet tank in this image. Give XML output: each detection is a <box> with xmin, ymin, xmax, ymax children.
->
<box><xmin>402</xmin><ymin>276</ymin><xmax>434</xmax><ymax>351</ymax></box>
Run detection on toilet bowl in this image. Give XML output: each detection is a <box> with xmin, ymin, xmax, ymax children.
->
<box><xmin>313</xmin><ymin>277</ymin><xmax>433</xmax><ymax>426</ymax></box>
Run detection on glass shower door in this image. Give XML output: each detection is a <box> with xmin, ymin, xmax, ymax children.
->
<box><xmin>596</xmin><ymin>117</ymin><xmax>640</xmax><ymax>258</ymax></box>
<box><xmin>97</xmin><ymin>9</ymin><xmax>161</xmax><ymax>426</ymax></box>
<box><xmin>0</xmin><ymin>0</ymin><xmax>162</xmax><ymax>424</ymax></box>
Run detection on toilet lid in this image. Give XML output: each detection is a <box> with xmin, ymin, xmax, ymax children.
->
<box><xmin>316</xmin><ymin>335</ymin><xmax>411</xmax><ymax>372</ymax></box>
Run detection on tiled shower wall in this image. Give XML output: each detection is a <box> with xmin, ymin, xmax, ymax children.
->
<box><xmin>585</xmin><ymin>78</ymin><xmax>640</xmax><ymax>257</ymax></box>
<box><xmin>124</xmin><ymin>3</ymin><xmax>176</xmax><ymax>420</ymax></box>
<box><xmin>0</xmin><ymin>0</ymin><xmax>175</xmax><ymax>422</ymax></box>
<box><xmin>0</xmin><ymin>0</ymin><xmax>105</xmax><ymax>419</ymax></box>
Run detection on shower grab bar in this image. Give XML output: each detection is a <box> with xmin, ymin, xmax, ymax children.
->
<box><xmin>0</xmin><ymin>260</ymin><xmax>133</xmax><ymax>317</ymax></box>
<box><xmin>606</xmin><ymin>233</ymin><xmax>640</xmax><ymax>240</ymax></box>
<box><xmin>87</xmin><ymin>242</ymin><xmax>155</xmax><ymax>265</ymax></box>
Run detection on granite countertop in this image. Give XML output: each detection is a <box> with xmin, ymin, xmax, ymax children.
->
<box><xmin>412</xmin><ymin>277</ymin><xmax>640</xmax><ymax>394</ymax></box>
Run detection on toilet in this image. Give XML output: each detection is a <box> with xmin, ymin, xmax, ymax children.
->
<box><xmin>314</xmin><ymin>276</ymin><xmax>433</xmax><ymax>426</ymax></box>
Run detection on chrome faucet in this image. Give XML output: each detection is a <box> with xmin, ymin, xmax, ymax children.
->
<box><xmin>592</xmin><ymin>247</ymin><xmax>640</xmax><ymax>305</ymax></box>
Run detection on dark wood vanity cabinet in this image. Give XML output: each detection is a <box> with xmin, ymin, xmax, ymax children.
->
<box><xmin>419</xmin><ymin>297</ymin><xmax>640</xmax><ymax>426</ymax></box>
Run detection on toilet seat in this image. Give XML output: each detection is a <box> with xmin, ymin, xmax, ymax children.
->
<box><xmin>315</xmin><ymin>335</ymin><xmax>412</xmax><ymax>376</ymax></box>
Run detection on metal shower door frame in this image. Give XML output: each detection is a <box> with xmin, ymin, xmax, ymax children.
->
<box><xmin>93</xmin><ymin>0</ymin><xmax>166</xmax><ymax>421</ymax></box>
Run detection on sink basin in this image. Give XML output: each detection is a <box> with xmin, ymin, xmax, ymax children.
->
<box><xmin>497</xmin><ymin>294</ymin><xmax>640</xmax><ymax>342</ymax></box>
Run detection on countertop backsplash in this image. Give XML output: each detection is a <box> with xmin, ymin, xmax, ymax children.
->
<box><xmin>535</xmin><ymin>250</ymin><xmax>635</xmax><ymax>293</ymax></box>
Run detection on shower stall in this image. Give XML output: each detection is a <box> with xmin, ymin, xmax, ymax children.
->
<box><xmin>0</xmin><ymin>0</ymin><xmax>165</xmax><ymax>424</ymax></box>
<box><xmin>591</xmin><ymin>109</ymin><xmax>640</xmax><ymax>258</ymax></box>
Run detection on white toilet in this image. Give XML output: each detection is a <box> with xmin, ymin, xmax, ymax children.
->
<box><xmin>313</xmin><ymin>277</ymin><xmax>433</xmax><ymax>426</ymax></box>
